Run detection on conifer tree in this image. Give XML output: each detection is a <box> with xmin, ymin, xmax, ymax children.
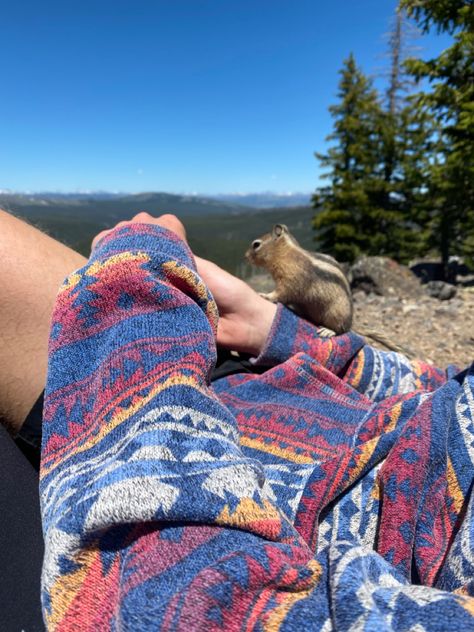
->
<box><xmin>376</xmin><ymin>8</ymin><xmax>436</xmax><ymax>261</ymax></box>
<box><xmin>400</xmin><ymin>0</ymin><xmax>474</xmax><ymax>270</ymax></box>
<box><xmin>312</xmin><ymin>11</ymin><xmax>448</xmax><ymax>265</ymax></box>
<box><xmin>312</xmin><ymin>54</ymin><xmax>386</xmax><ymax>262</ymax></box>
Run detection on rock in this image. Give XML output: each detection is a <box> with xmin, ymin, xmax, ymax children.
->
<box><xmin>410</xmin><ymin>261</ymin><xmax>446</xmax><ymax>284</ymax></box>
<box><xmin>410</xmin><ymin>258</ymin><xmax>471</xmax><ymax>284</ymax></box>
<box><xmin>349</xmin><ymin>256</ymin><xmax>422</xmax><ymax>299</ymax></box>
<box><xmin>352</xmin><ymin>290</ymin><xmax>367</xmax><ymax>304</ymax></box>
<box><xmin>402</xmin><ymin>303</ymin><xmax>419</xmax><ymax>315</ymax></box>
<box><xmin>434</xmin><ymin>304</ymin><xmax>458</xmax><ymax>316</ymax></box>
<box><xmin>365</xmin><ymin>293</ymin><xmax>380</xmax><ymax>305</ymax></box>
<box><xmin>425</xmin><ymin>280</ymin><xmax>457</xmax><ymax>301</ymax></box>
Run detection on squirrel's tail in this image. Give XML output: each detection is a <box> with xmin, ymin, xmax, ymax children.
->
<box><xmin>354</xmin><ymin>327</ymin><xmax>413</xmax><ymax>357</ymax></box>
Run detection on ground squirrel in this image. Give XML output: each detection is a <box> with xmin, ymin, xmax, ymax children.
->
<box><xmin>246</xmin><ymin>223</ymin><xmax>408</xmax><ymax>354</ymax></box>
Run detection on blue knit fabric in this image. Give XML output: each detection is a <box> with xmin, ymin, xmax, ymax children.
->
<box><xmin>40</xmin><ymin>224</ymin><xmax>474</xmax><ymax>631</ymax></box>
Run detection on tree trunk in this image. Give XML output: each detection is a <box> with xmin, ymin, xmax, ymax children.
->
<box><xmin>440</xmin><ymin>213</ymin><xmax>450</xmax><ymax>281</ymax></box>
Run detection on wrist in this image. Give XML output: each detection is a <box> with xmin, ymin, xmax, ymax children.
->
<box><xmin>245</xmin><ymin>295</ymin><xmax>277</xmax><ymax>356</ymax></box>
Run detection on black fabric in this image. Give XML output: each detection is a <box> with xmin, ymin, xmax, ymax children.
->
<box><xmin>0</xmin><ymin>423</ymin><xmax>45</xmax><ymax>631</ymax></box>
<box><xmin>15</xmin><ymin>391</ymin><xmax>43</xmax><ymax>471</ymax></box>
<box><xmin>211</xmin><ymin>348</ymin><xmax>267</xmax><ymax>381</ymax></box>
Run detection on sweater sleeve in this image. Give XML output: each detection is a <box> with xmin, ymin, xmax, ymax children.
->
<box><xmin>253</xmin><ymin>303</ymin><xmax>451</xmax><ymax>400</ymax></box>
<box><xmin>39</xmin><ymin>224</ymin><xmax>319</xmax><ymax>630</ymax></box>
<box><xmin>39</xmin><ymin>224</ymin><xmax>474</xmax><ymax>631</ymax></box>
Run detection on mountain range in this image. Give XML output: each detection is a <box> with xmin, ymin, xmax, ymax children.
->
<box><xmin>0</xmin><ymin>191</ymin><xmax>249</xmax><ymax>219</ymax></box>
<box><xmin>0</xmin><ymin>190</ymin><xmax>311</xmax><ymax>214</ymax></box>
<box><xmin>213</xmin><ymin>192</ymin><xmax>311</xmax><ymax>208</ymax></box>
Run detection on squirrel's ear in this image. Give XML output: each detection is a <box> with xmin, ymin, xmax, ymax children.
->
<box><xmin>272</xmin><ymin>224</ymin><xmax>287</xmax><ymax>238</ymax></box>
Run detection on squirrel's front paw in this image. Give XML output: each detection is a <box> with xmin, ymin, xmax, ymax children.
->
<box><xmin>318</xmin><ymin>326</ymin><xmax>336</xmax><ymax>338</ymax></box>
<box><xmin>259</xmin><ymin>291</ymin><xmax>279</xmax><ymax>303</ymax></box>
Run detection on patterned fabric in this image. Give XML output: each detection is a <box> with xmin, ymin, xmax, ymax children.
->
<box><xmin>41</xmin><ymin>224</ymin><xmax>474</xmax><ymax>631</ymax></box>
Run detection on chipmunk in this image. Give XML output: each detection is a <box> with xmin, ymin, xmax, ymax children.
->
<box><xmin>246</xmin><ymin>223</ymin><xmax>408</xmax><ymax>354</ymax></box>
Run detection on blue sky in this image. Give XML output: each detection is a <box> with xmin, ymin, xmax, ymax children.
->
<box><xmin>1</xmin><ymin>0</ymin><xmax>452</xmax><ymax>194</ymax></box>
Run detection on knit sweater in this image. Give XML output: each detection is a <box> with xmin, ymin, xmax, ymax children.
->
<box><xmin>41</xmin><ymin>224</ymin><xmax>474</xmax><ymax>631</ymax></box>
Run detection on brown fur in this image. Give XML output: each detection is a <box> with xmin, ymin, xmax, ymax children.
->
<box><xmin>245</xmin><ymin>224</ymin><xmax>352</xmax><ymax>334</ymax></box>
<box><xmin>246</xmin><ymin>224</ymin><xmax>409</xmax><ymax>355</ymax></box>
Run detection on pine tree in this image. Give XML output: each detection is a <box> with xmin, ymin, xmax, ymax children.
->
<box><xmin>400</xmin><ymin>0</ymin><xmax>474</xmax><ymax>270</ymax></box>
<box><xmin>395</xmin><ymin>100</ymin><xmax>437</xmax><ymax>254</ymax></box>
<box><xmin>313</xmin><ymin>40</ymin><xmax>434</xmax><ymax>264</ymax></box>
<box><xmin>312</xmin><ymin>54</ymin><xmax>387</xmax><ymax>262</ymax></box>
<box><xmin>374</xmin><ymin>10</ymin><xmax>419</xmax><ymax>261</ymax></box>
<box><xmin>377</xmin><ymin>8</ymin><xmax>436</xmax><ymax>261</ymax></box>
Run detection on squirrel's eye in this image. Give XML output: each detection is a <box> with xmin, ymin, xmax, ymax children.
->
<box><xmin>252</xmin><ymin>240</ymin><xmax>262</xmax><ymax>250</ymax></box>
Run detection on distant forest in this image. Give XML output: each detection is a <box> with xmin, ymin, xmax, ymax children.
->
<box><xmin>1</xmin><ymin>191</ymin><xmax>314</xmax><ymax>277</ymax></box>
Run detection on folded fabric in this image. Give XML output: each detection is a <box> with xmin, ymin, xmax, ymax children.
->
<box><xmin>41</xmin><ymin>224</ymin><xmax>474</xmax><ymax>631</ymax></box>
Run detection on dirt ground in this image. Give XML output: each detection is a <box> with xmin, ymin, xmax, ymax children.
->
<box><xmin>353</xmin><ymin>286</ymin><xmax>474</xmax><ymax>369</ymax></box>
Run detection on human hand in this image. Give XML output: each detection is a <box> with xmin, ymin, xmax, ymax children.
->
<box><xmin>194</xmin><ymin>256</ymin><xmax>277</xmax><ymax>356</ymax></box>
<box><xmin>91</xmin><ymin>215</ymin><xmax>276</xmax><ymax>355</ymax></box>
<box><xmin>91</xmin><ymin>212</ymin><xmax>187</xmax><ymax>250</ymax></box>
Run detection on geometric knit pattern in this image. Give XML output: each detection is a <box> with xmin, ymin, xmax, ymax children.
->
<box><xmin>40</xmin><ymin>224</ymin><xmax>474</xmax><ymax>630</ymax></box>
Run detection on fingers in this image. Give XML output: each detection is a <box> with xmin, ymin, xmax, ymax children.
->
<box><xmin>194</xmin><ymin>256</ymin><xmax>222</xmax><ymax>276</ymax></box>
<box><xmin>194</xmin><ymin>256</ymin><xmax>241</xmax><ymax>284</ymax></box>
<box><xmin>153</xmin><ymin>213</ymin><xmax>187</xmax><ymax>241</ymax></box>
<box><xmin>91</xmin><ymin>212</ymin><xmax>187</xmax><ymax>251</ymax></box>
<box><xmin>91</xmin><ymin>227</ymin><xmax>115</xmax><ymax>250</ymax></box>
